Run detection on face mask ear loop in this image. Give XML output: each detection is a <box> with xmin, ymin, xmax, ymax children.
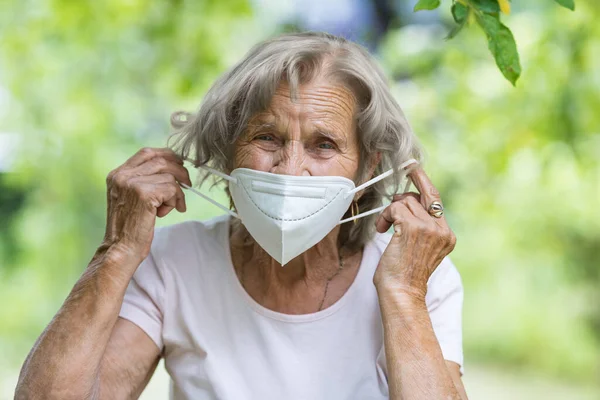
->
<box><xmin>340</xmin><ymin>175</ymin><xmax>415</xmax><ymax>224</ymax></box>
<box><xmin>198</xmin><ymin>165</ymin><xmax>238</xmax><ymax>184</ymax></box>
<box><xmin>183</xmin><ymin>157</ymin><xmax>238</xmax><ymax>184</ymax></box>
<box><xmin>180</xmin><ymin>183</ymin><xmax>239</xmax><ymax>218</ymax></box>
<box><xmin>180</xmin><ymin>158</ymin><xmax>239</xmax><ymax>218</ymax></box>
<box><xmin>346</xmin><ymin>169</ymin><xmax>393</xmax><ymax>198</ymax></box>
<box><xmin>339</xmin><ymin>158</ymin><xmax>418</xmax><ymax>224</ymax></box>
<box><xmin>338</xmin><ymin>204</ymin><xmax>387</xmax><ymax>224</ymax></box>
<box><xmin>345</xmin><ymin>158</ymin><xmax>418</xmax><ymax>198</ymax></box>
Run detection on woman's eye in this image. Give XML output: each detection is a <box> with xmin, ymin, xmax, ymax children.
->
<box><xmin>256</xmin><ymin>135</ymin><xmax>274</xmax><ymax>141</ymax></box>
<box><xmin>317</xmin><ymin>142</ymin><xmax>335</xmax><ymax>150</ymax></box>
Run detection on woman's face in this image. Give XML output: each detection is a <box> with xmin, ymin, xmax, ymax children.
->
<box><xmin>233</xmin><ymin>77</ymin><xmax>361</xmax><ymax>180</ymax></box>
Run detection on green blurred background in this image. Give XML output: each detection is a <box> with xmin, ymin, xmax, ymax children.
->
<box><xmin>0</xmin><ymin>0</ymin><xmax>598</xmax><ymax>398</ymax></box>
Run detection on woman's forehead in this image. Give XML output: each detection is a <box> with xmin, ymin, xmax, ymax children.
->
<box><xmin>249</xmin><ymin>80</ymin><xmax>357</xmax><ymax>131</ymax></box>
<box><xmin>272</xmin><ymin>79</ymin><xmax>357</xmax><ymax>112</ymax></box>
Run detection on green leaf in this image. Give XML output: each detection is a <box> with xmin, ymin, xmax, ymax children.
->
<box><xmin>451</xmin><ymin>2</ymin><xmax>469</xmax><ymax>23</ymax></box>
<box><xmin>446</xmin><ymin>18</ymin><xmax>467</xmax><ymax>40</ymax></box>
<box><xmin>414</xmin><ymin>0</ymin><xmax>441</xmax><ymax>12</ymax></box>
<box><xmin>471</xmin><ymin>0</ymin><xmax>500</xmax><ymax>14</ymax></box>
<box><xmin>476</xmin><ymin>13</ymin><xmax>521</xmax><ymax>85</ymax></box>
<box><xmin>447</xmin><ymin>3</ymin><xmax>469</xmax><ymax>40</ymax></box>
<box><xmin>445</xmin><ymin>21</ymin><xmax>466</xmax><ymax>40</ymax></box>
<box><xmin>554</xmin><ymin>0</ymin><xmax>575</xmax><ymax>11</ymax></box>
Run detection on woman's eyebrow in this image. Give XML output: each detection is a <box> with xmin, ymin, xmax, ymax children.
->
<box><xmin>247</xmin><ymin>121</ymin><xmax>277</xmax><ymax>133</ymax></box>
<box><xmin>312</xmin><ymin>128</ymin><xmax>343</xmax><ymax>140</ymax></box>
<box><xmin>313</xmin><ymin>129</ymin><xmax>346</xmax><ymax>145</ymax></box>
<box><xmin>247</xmin><ymin>119</ymin><xmax>348</xmax><ymax>145</ymax></box>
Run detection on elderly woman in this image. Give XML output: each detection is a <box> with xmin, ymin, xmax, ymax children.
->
<box><xmin>16</xmin><ymin>32</ymin><xmax>467</xmax><ymax>399</ymax></box>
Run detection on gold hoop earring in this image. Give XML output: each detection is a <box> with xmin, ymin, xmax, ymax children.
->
<box><xmin>351</xmin><ymin>201</ymin><xmax>359</xmax><ymax>224</ymax></box>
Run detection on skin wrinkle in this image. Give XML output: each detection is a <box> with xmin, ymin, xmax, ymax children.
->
<box><xmin>227</xmin><ymin>84</ymin><xmax>464</xmax><ymax>400</ymax></box>
<box><xmin>14</xmin><ymin>147</ymin><xmax>180</xmax><ymax>399</ymax></box>
<box><xmin>16</xmin><ymin>41</ymin><xmax>465</xmax><ymax>398</ymax></box>
<box><xmin>234</xmin><ymin>79</ymin><xmax>360</xmax><ymax>178</ymax></box>
<box><xmin>380</xmin><ymin>296</ymin><xmax>462</xmax><ymax>400</ymax></box>
<box><xmin>230</xmin><ymin>77</ymin><xmax>368</xmax><ymax>314</ymax></box>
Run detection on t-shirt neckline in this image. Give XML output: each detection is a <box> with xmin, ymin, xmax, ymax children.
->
<box><xmin>220</xmin><ymin>215</ymin><xmax>372</xmax><ymax>323</ymax></box>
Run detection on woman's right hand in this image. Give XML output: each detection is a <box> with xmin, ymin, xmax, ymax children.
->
<box><xmin>101</xmin><ymin>147</ymin><xmax>192</xmax><ymax>265</ymax></box>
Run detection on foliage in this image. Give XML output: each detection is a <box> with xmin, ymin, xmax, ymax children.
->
<box><xmin>382</xmin><ymin>0</ymin><xmax>599</xmax><ymax>381</ymax></box>
<box><xmin>414</xmin><ymin>0</ymin><xmax>442</xmax><ymax>11</ymax></box>
<box><xmin>0</xmin><ymin>0</ymin><xmax>598</xmax><ymax>395</ymax></box>
<box><xmin>0</xmin><ymin>0</ymin><xmax>258</xmax><ymax>384</ymax></box>
<box><xmin>415</xmin><ymin>0</ymin><xmax>576</xmax><ymax>85</ymax></box>
<box><xmin>555</xmin><ymin>0</ymin><xmax>576</xmax><ymax>10</ymax></box>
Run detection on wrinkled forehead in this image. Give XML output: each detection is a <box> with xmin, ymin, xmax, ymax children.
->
<box><xmin>244</xmin><ymin>78</ymin><xmax>359</xmax><ymax>136</ymax></box>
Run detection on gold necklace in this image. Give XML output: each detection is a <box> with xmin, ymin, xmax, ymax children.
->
<box><xmin>317</xmin><ymin>251</ymin><xmax>345</xmax><ymax>311</ymax></box>
<box><xmin>238</xmin><ymin>250</ymin><xmax>346</xmax><ymax>313</ymax></box>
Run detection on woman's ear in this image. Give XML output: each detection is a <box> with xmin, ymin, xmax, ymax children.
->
<box><xmin>370</xmin><ymin>152</ymin><xmax>382</xmax><ymax>175</ymax></box>
<box><xmin>355</xmin><ymin>152</ymin><xmax>382</xmax><ymax>202</ymax></box>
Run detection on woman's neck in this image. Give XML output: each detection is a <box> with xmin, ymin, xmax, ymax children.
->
<box><xmin>229</xmin><ymin>219</ymin><xmax>362</xmax><ymax>314</ymax></box>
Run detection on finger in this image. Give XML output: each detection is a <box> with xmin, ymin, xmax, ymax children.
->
<box><xmin>153</xmin><ymin>181</ymin><xmax>186</xmax><ymax>214</ymax></box>
<box><xmin>129</xmin><ymin>173</ymin><xmax>178</xmax><ymax>185</ymax></box>
<box><xmin>124</xmin><ymin>147</ymin><xmax>184</xmax><ymax>169</ymax></box>
<box><xmin>401</xmin><ymin>160</ymin><xmax>419</xmax><ymax>174</ymax></box>
<box><xmin>402</xmin><ymin>194</ymin><xmax>434</xmax><ymax>220</ymax></box>
<box><xmin>392</xmin><ymin>192</ymin><xmax>420</xmax><ymax>203</ymax></box>
<box><xmin>130</xmin><ymin>178</ymin><xmax>186</xmax><ymax>215</ymax></box>
<box><xmin>407</xmin><ymin>165</ymin><xmax>443</xmax><ymax>209</ymax></box>
<box><xmin>131</xmin><ymin>157</ymin><xmax>192</xmax><ymax>186</ymax></box>
<box><xmin>392</xmin><ymin>192</ymin><xmax>437</xmax><ymax>221</ymax></box>
<box><xmin>157</xmin><ymin>205</ymin><xmax>175</xmax><ymax>218</ymax></box>
<box><xmin>156</xmin><ymin>186</ymin><xmax>186</xmax><ymax>217</ymax></box>
<box><xmin>154</xmin><ymin>182</ymin><xmax>178</xmax><ymax>212</ymax></box>
<box><xmin>375</xmin><ymin>201</ymin><xmax>416</xmax><ymax>234</ymax></box>
<box><xmin>398</xmin><ymin>191</ymin><xmax>449</xmax><ymax>230</ymax></box>
<box><xmin>172</xmin><ymin>183</ymin><xmax>186</xmax><ymax>213</ymax></box>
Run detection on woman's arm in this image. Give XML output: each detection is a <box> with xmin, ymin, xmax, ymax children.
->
<box><xmin>374</xmin><ymin>163</ymin><xmax>467</xmax><ymax>400</ymax></box>
<box><xmin>15</xmin><ymin>250</ymin><xmax>160</xmax><ymax>399</ymax></box>
<box><xmin>99</xmin><ymin>317</ymin><xmax>162</xmax><ymax>399</ymax></box>
<box><xmin>15</xmin><ymin>147</ymin><xmax>191</xmax><ymax>399</ymax></box>
<box><xmin>376</xmin><ymin>284</ymin><xmax>467</xmax><ymax>400</ymax></box>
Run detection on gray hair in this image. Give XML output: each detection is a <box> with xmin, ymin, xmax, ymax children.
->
<box><xmin>169</xmin><ymin>31</ymin><xmax>422</xmax><ymax>252</ymax></box>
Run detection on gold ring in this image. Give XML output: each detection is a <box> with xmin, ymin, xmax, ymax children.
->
<box><xmin>428</xmin><ymin>201</ymin><xmax>444</xmax><ymax>218</ymax></box>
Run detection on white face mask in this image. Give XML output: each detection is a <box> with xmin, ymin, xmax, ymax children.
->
<box><xmin>182</xmin><ymin>159</ymin><xmax>417</xmax><ymax>265</ymax></box>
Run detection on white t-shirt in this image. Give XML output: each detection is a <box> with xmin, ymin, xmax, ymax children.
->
<box><xmin>119</xmin><ymin>215</ymin><xmax>463</xmax><ymax>400</ymax></box>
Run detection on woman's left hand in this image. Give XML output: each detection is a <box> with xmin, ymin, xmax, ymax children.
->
<box><xmin>373</xmin><ymin>163</ymin><xmax>456</xmax><ymax>302</ymax></box>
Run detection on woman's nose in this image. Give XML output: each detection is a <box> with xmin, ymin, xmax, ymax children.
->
<box><xmin>270</xmin><ymin>140</ymin><xmax>309</xmax><ymax>176</ymax></box>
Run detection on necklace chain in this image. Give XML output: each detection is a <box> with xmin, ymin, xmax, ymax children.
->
<box><xmin>317</xmin><ymin>251</ymin><xmax>345</xmax><ymax>311</ymax></box>
<box><xmin>238</xmin><ymin>250</ymin><xmax>346</xmax><ymax>313</ymax></box>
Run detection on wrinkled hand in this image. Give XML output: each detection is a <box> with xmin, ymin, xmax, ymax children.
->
<box><xmin>102</xmin><ymin>147</ymin><xmax>192</xmax><ymax>263</ymax></box>
<box><xmin>373</xmin><ymin>164</ymin><xmax>456</xmax><ymax>302</ymax></box>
